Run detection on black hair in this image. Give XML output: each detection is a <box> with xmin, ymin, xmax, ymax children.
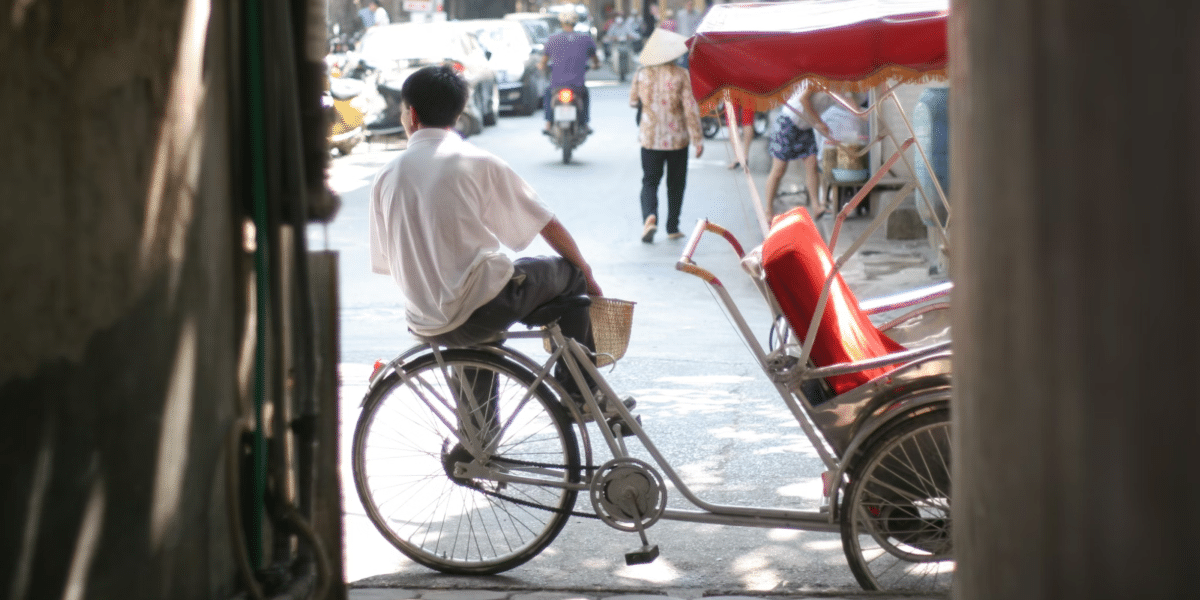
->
<box><xmin>400</xmin><ymin>65</ymin><xmax>469</xmax><ymax>129</ymax></box>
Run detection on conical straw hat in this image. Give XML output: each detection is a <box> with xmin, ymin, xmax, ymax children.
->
<box><xmin>638</xmin><ymin>28</ymin><xmax>689</xmax><ymax>67</ymax></box>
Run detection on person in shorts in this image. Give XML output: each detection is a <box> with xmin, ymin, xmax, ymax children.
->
<box><xmin>764</xmin><ymin>84</ymin><xmax>833</xmax><ymax>222</ymax></box>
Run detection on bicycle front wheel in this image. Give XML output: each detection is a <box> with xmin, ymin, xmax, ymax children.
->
<box><xmin>353</xmin><ymin>349</ymin><xmax>581</xmax><ymax>575</ymax></box>
<box><xmin>840</xmin><ymin>407</ymin><xmax>953</xmax><ymax>592</ymax></box>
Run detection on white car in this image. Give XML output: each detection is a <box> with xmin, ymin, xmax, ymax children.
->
<box><xmin>458</xmin><ymin>19</ymin><xmax>547</xmax><ymax>116</ymax></box>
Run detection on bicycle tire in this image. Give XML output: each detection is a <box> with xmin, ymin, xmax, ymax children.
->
<box><xmin>840</xmin><ymin>407</ymin><xmax>953</xmax><ymax>592</ymax></box>
<box><xmin>353</xmin><ymin>349</ymin><xmax>581</xmax><ymax>575</ymax></box>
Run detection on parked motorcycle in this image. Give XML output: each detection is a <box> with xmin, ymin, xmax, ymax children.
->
<box><xmin>328</xmin><ymin>58</ymin><xmax>401</xmax><ymax>143</ymax></box>
<box><xmin>701</xmin><ymin>103</ymin><xmax>770</xmax><ymax>139</ymax></box>
<box><xmin>546</xmin><ymin>86</ymin><xmax>589</xmax><ymax>163</ymax></box>
<box><xmin>325</xmin><ymin>76</ymin><xmax>367</xmax><ymax>155</ymax></box>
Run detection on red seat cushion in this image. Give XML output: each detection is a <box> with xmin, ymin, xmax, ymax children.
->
<box><xmin>762</xmin><ymin>207</ymin><xmax>906</xmax><ymax>395</ymax></box>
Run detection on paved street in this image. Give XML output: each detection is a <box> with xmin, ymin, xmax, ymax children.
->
<box><xmin>314</xmin><ymin>67</ymin><xmax>944</xmax><ymax>595</ymax></box>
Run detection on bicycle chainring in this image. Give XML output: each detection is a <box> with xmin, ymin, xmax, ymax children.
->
<box><xmin>589</xmin><ymin>458</ymin><xmax>667</xmax><ymax>532</ymax></box>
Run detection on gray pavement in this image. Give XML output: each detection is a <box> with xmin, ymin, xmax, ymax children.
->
<box><xmin>348</xmin><ymin>588</ymin><xmax>944</xmax><ymax>600</ymax></box>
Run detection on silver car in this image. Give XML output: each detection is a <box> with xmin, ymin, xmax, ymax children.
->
<box><xmin>458</xmin><ymin>19</ymin><xmax>547</xmax><ymax>116</ymax></box>
<box><xmin>356</xmin><ymin>22</ymin><xmax>500</xmax><ymax>136</ymax></box>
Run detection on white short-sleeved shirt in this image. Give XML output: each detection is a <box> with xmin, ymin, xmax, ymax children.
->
<box><xmin>369</xmin><ymin>128</ymin><xmax>552</xmax><ymax>336</ymax></box>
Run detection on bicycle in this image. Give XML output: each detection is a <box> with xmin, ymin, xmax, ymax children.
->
<box><xmin>352</xmin><ymin>296</ymin><xmax>652</xmax><ymax>575</ymax></box>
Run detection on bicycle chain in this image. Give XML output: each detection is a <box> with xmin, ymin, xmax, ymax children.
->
<box><xmin>464</xmin><ymin>456</ymin><xmax>603</xmax><ymax>521</ymax></box>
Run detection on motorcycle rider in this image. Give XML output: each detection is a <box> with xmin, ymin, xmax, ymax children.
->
<box><xmin>539</xmin><ymin>11</ymin><xmax>600</xmax><ymax>135</ymax></box>
<box><xmin>604</xmin><ymin>13</ymin><xmax>638</xmax><ymax>74</ymax></box>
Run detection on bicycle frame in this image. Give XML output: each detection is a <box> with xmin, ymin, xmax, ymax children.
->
<box><xmin>368</xmin><ymin>326</ymin><xmax>841</xmax><ymax>532</ymax></box>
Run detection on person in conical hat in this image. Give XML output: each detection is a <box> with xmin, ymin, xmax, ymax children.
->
<box><xmin>629</xmin><ymin>28</ymin><xmax>704</xmax><ymax>243</ymax></box>
<box><xmin>637</xmin><ymin>27</ymin><xmax>689</xmax><ymax>67</ymax></box>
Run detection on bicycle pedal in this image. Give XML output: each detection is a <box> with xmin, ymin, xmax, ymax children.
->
<box><xmin>607</xmin><ymin>414</ymin><xmax>641</xmax><ymax>437</ymax></box>
<box><xmin>625</xmin><ymin>544</ymin><xmax>659</xmax><ymax>566</ymax></box>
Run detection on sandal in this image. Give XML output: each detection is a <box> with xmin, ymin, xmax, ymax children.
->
<box><xmin>641</xmin><ymin>215</ymin><xmax>657</xmax><ymax>243</ymax></box>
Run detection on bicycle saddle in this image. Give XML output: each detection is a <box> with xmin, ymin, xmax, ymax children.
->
<box><xmin>520</xmin><ymin>295</ymin><xmax>592</xmax><ymax>328</ymax></box>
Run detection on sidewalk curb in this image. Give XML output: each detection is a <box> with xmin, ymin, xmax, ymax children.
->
<box><xmin>347</xmin><ymin>587</ymin><xmax>944</xmax><ymax>600</ymax></box>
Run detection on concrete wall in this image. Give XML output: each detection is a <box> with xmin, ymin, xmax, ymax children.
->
<box><xmin>952</xmin><ymin>0</ymin><xmax>1200</xmax><ymax>597</ymax></box>
<box><xmin>1</xmin><ymin>0</ymin><xmax>245</xmax><ymax>597</ymax></box>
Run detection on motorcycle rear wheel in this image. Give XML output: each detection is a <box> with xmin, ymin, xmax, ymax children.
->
<box><xmin>753</xmin><ymin>112</ymin><xmax>769</xmax><ymax>137</ymax></box>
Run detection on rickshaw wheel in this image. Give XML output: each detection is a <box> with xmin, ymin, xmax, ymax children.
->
<box><xmin>840</xmin><ymin>407</ymin><xmax>952</xmax><ymax>592</ymax></box>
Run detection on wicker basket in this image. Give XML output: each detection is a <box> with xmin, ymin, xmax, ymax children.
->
<box><xmin>543</xmin><ymin>297</ymin><xmax>635</xmax><ymax>367</ymax></box>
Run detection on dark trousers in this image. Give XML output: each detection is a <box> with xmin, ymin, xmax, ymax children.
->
<box><xmin>640</xmin><ymin>146</ymin><xmax>689</xmax><ymax>234</ymax></box>
<box><xmin>431</xmin><ymin>256</ymin><xmax>595</xmax><ymax>398</ymax></box>
<box><xmin>436</xmin><ymin>256</ymin><xmax>593</xmax><ymax>350</ymax></box>
<box><xmin>544</xmin><ymin>86</ymin><xmax>590</xmax><ymax>125</ymax></box>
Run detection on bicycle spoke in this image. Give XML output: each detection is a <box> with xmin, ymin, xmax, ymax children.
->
<box><xmin>353</xmin><ymin>350</ymin><xmax>579</xmax><ymax>574</ymax></box>
<box><xmin>842</xmin><ymin>412</ymin><xmax>952</xmax><ymax>593</ymax></box>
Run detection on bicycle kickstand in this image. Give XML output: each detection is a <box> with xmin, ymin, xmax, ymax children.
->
<box><xmin>623</xmin><ymin>490</ymin><xmax>660</xmax><ymax>566</ymax></box>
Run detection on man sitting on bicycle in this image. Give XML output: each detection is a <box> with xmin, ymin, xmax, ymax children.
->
<box><xmin>369</xmin><ymin>65</ymin><xmax>633</xmax><ymax>420</ymax></box>
<box><xmin>538</xmin><ymin>11</ymin><xmax>600</xmax><ymax>135</ymax></box>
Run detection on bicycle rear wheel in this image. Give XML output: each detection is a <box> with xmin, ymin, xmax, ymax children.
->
<box><xmin>353</xmin><ymin>349</ymin><xmax>581</xmax><ymax>575</ymax></box>
<box><xmin>840</xmin><ymin>407</ymin><xmax>953</xmax><ymax>592</ymax></box>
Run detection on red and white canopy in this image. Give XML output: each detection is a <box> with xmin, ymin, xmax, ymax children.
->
<box><xmin>688</xmin><ymin>0</ymin><xmax>948</xmax><ymax>111</ymax></box>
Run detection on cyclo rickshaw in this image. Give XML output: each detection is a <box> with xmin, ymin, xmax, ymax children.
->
<box><xmin>351</xmin><ymin>0</ymin><xmax>954</xmax><ymax>592</ymax></box>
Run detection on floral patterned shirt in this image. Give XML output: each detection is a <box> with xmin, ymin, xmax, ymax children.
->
<box><xmin>629</xmin><ymin>64</ymin><xmax>703</xmax><ymax>151</ymax></box>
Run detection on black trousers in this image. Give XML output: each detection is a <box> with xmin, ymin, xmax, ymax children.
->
<box><xmin>640</xmin><ymin>146</ymin><xmax>689</xmax><ymax>234</ymax></box>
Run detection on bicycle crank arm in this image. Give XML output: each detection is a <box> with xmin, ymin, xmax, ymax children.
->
<box><xmin>624</xmin><ymin>489</ymin><xmax>660</xmax><ymax>566</ymax></box>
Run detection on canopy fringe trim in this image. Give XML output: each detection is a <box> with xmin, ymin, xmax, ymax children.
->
<box><xmin>697</xmin><ymin>67</ymin><xmax>947</xmax><ymax>114</ymax></box>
